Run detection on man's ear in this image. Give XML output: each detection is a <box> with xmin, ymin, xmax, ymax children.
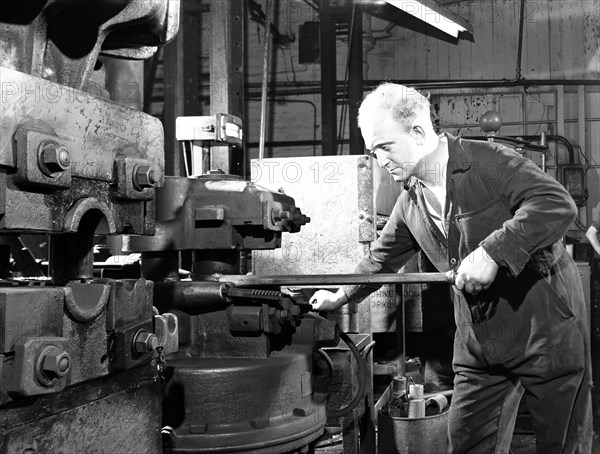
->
<box><xmin>412</xmin><ymin>125</ymin><xmax>426</xmax><ymax>144</ymax></box>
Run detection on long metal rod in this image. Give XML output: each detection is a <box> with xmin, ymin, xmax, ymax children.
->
<box><xmin>258</xmin><ymin>0</ymin><xmax>273</xmax><ymax>159</ymax></box>
<box><xmin>218</xmin><ymin>271</ymin><xmax>455</xmax><ymax>287</ymax></box>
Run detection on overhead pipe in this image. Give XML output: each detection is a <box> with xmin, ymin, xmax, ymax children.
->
<box><xmin>246</xmin><ymin>0</ymin><xmax>600</xmax><ymax>98</ymax></box>
<box><xmin>245</xmin><ymin>78</ymin><xmax>600</xmax><ymax>99</ymax></box>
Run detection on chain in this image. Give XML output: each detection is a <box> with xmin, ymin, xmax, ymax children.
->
<box><xmin>156</xmin><ymin>346</ymin><xmax>166</xmax><ymax>386</ymax></box>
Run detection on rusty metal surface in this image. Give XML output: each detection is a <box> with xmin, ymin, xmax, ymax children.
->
<box><xmin>0</xmin><ymin>2</ymin><xmax>175</xmax><ymax>450</ymax></box>
<box><xmin>0</xmin><ymin>67</ymin><xmax>164</xmax><ymax>178</ymax></box>
<box><xmin>356</xmin><ymin>156</ymin><xmax>376</xmax><ymax>243</ymax></box>
<box><xmin>163</xmin><ymin>353</ymin><xmax>326</xmax><ymax>453</ymax></box>
<box><xmin>0</xmin><ymin>287</ymin><xmax>64</xmax><ymax>352</ymax></box>
<box><xmin>0</xmin><ymin>277</ymin><xmax>158</xmax><ymax>398</ymax></box>
<box><xmin>3</xmin><ymin>336</ymin><xmax>71</xmax><ymax>396</ymax></box>
<box><xmin>0</xmin><ymin>365</ymin><xmax>162</xmax><ymax>454</ymax></box>
<box><xmin>106</xmin><ymin>278</ymin><xmax>155</xmax><ymax>371</ymax></box>
<box><xmin>0</xmin><ymin>67</ymin><xmax>163</xmax><ymax>235</ymax></box>
<box><xmin>219</xmin><ymin>272</ymin><xmax>455</xmax><ymax>287</ymax></box>
<box><xmin>0</xmin><ymin>0</ymin><xmax>179</xmax><ymax>91</ymax></box>
<box><xmin>128</xmin><ymin>175</ymin><xmax>309</xmax><ymax>252</ymax></box>
<box><xmin>2</xmin><ymin>178</ymin><xmax>154</xmax><ymax>234</ymax></box>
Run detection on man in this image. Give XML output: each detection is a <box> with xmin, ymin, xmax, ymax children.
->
<box><xmin>585</xmin><ymin>221</ymin><xmax>600</xmax><ymax>256</ymax></box>
<box><xmin>310</xmin><ymin>83</ymin><xmax>592</xmax><ymax>453</ymax></box>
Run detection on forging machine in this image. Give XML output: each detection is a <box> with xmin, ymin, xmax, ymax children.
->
<box><xmin>0</xmin><ymin>2</ymin><xmax>335</xmax><ymax>452</ymax></box>
<box><xmin>0</xmin><ymin>2</ymin><xmax>456</xmax><ymax>453</ymax></box>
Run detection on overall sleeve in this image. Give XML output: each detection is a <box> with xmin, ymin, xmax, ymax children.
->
<box><xmin>479</xmin><ymin>147</ymin><xmax>577</xmax><ymax>277</ymax></box>
<box><xmin>341</xmin><ymin>193</ymin><xmax>420</xmax><ymax>302</ymax></box>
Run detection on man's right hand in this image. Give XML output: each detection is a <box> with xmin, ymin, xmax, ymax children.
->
<box><xmin>309</xmin><ymin>289</ymin><xmax>348</xmax><ymax>312</ymax></box>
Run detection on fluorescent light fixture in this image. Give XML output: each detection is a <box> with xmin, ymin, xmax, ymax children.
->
<box><xmin>384</xmin><ymin>0</ymin><xmax>473</xmax><ymax>38</ymax></box>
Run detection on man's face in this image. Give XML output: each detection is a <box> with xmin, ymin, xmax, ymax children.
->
<box><xmin>361</xmin><ymin>115</ymin><xmax>424</xmax><ymax>183</ymax></box>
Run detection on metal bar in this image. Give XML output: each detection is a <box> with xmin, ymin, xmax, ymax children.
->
<box><xmin>258</xmin><ymin>0</ymin><xmax>272</xmax><ymax>159</ymax></box>
<box><xmin>162</xmin><ymin>32</ymin><xmax>185</xmax><ymax>177</ymax></box>
<box><xmin>320</xmin><ymin>0</ymin><xmax>338</xmax><ymax>155</ymax></box>
<box><xmin>348</xmin><ymin>4</ymin><xmax>364</xmax><ymax>156</ymax></box>
<box><xmin>218</xmin><ymin>271</ymin><xmax>455</xmax><ymax>287</ymax></box>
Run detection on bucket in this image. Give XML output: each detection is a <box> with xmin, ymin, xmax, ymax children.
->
<box><xmin>378</xmin><ymin>408</ymin><xmax>449</xmax><ymax>454</ymax></box>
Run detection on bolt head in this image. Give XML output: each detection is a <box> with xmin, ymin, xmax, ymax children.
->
<box><xmin>134</xmin><ymin>331</ymin><xmax>159</xmax><ymax>354</ymax></box>
<box><xmin>57</xmin><ymin>147</ymin><xmax>70</xmax><ymax>166</ymax></box>
<box><xmin>134</xmin><ymin>165</ymin><xmax>158</xmax><ymax>190</ymax></box>
<box><xmin>41</xmin><ymin>347</ymin><xmax>71</xmax><ymax>377</ymax></box>
<box><xmin>39</xmin><ymin>141</ymin><xmax>71</xmax><ymax>175</ymax></box>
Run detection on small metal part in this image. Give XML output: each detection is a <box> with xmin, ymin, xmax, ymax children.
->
<box><xmin>154</xmin><ymin>312</ymin><xmax>179</xmax><ymax>356</ymax></box>
<box><xmin>189</xmin><ymin>424</ymin><xmax>207</xmax><ymax>434</ymax></box>
<box><xmin>250</xmin><ymin>417</ymin><xmax>270</xmax><ymax>429</ymax></box>
<box><xmin>293</xmin><ymin>408</ymin><xmax>314</xmax><ymax>417</ymax></box>
<box><xmin>133</xmin><ymin>165</ymin><xmax>158</xmax><ymax>190</ymax></box>
<box><xmin>42</xmin><ymin>350</ymin><xmax>70</xmax><ymax>377</ymax></box>
<box><xmin>314</xmin><ymin>318</ymin><xmax>340</xmax><ymax>348</ymax></box>
<box><xmin>35</xmin><ymin>345</ymin><xmax>71</xmax><ymax>386</ymax></box>
<box><xmin>38</xmin><ymin>141</ymin><xmax>71</xmax><ymax>176</ymax></box>
<box><xmin>133</xmin><ymin>330</ymin><xmax>159</xmax><ymax>355</ymax></box>
<box><xmin>229</xmin><ymin>306</ymin><xmax>263</xmax><ymax>332</ymax></box>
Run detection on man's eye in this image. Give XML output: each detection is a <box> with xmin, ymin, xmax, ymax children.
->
<box><xmin>380</xmin><ymin>145</ymin><xmax>390</xmax><ymax>152</ymax></box>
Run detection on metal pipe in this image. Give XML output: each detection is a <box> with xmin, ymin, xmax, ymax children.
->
<box><xmin>245</xmin><ymin>79</ymin><xmax>600</xmax><ymax>98</ymax></box>
<box><xmin>153</xmin><ymin>281</ymin><xmax>229</xmax><ymax>314</ymax></box>
<box><xmin>218</xmin><ymin>271</ymin><xmax>456</xmax><ymax>287</ymax></box>
<box><xmin>258</xmin><ymin>0</ymin><xmax>273</xmax><ymax>160</ymax></box>
<box><xmin>515</xmin><ymin>0</ymin><xmax>525</xmax><ymax>81</ymax></box>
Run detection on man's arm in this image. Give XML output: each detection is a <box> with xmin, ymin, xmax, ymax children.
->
<box><xmin>586</xmin><ymin>225</ymin><xmax>600</xmax><ymax>256</ymax></box>
<box><xmin>455</xmin><ymin>144</ymin><xmax>576</xmax><ymax>292</ymax></box>
<box><xmin>310</xmin><ymin>194</ymin><xmax>419</xmax><ymax>310</ymax></box>
<box><xmin>478</xmin><ymin>146</ymin><xmax>577</xmax><ymax>277</ymax></box>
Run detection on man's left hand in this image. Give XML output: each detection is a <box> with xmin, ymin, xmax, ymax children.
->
<box><xmin>455</xmin><ymin>246</ymin><xmax>499</xmax><ymax>294</ymax></box>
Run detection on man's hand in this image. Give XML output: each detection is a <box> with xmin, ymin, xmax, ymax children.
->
<box><xmin>455</xmin><ymin>246</ymin><xmax>499</xmax><ymax>294</ymax></box>
<box><xmin>309</xmin><ymin>289</ymin><xmax>348</xmax><ymax>311</ymax></box>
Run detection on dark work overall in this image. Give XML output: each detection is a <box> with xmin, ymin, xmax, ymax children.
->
<box><xmin>343</xmin><ymin>134</ymin><xmax>592</xmax><ymax>453</ymax></box>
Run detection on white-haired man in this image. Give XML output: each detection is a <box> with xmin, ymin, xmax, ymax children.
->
<box><xmin>311</xmin><ymin>83</ymin><xmax>592</xmax><ymax>453</ymax></box>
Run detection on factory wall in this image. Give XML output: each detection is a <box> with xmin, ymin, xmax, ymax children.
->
<box><xmin>243</xmin><ymin>0</ymin><xmax>600</xmax><ymax>227</ymax></box>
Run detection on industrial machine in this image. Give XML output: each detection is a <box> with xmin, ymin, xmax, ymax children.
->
<box><xmin>0</xmin><ymin>3</ymin><xmax>347</xmax><ymax>453</ymax></box>
<box><xmin>0</xmin><ymin>1</ymin><xmax>180</xmax><ymax>452</ymax></box>
<box><xmin>0</xmin><ymin>2</ymin><xmax>463</xmax><ymax>453</ymax></box>
<box><xmin>124</xmin><ymin>114</ymin><xmax>348</xmax><ymax>453</ymax></box>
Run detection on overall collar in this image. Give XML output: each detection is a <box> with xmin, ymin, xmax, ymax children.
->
<box><xmin>403</xmin><ymin>132</ymin><xmax>471</xmax><ymax>191</ymax></box>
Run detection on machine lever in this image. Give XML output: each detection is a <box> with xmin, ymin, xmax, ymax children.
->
<box><xmin>218</xmin><ymin>271</ymin><xmax>456</xmax><ymax>287</ymax></box>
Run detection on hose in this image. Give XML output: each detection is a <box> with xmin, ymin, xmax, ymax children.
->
<box><xmin>305</xmin><ymin>312</ymin><xmax>369</xmax><ymax>418</ymax></box>
<box><xmin>330</xmin><ymin>331</ymin><xmax>369</xmax><ymax>419</ymax></box>
<box><xmin>316</xmin><ymin>348</ymin><xmax>335</xmax><ymax>377</ymax></box>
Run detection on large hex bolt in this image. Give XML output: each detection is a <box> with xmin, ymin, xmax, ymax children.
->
<box><xmin>133</xmin><ymin>165</ymin><xmax>158</xmax><ymax>191</ymax></box>
<box><xmin>38</xmin><ymin>141</ymin><xmax>71</xmax><ymax>176</ymax></box>
<box><xmin>36</xmin><ymin>345</ymin><xmax>71</xmax><ymax>386</ymax></box>
<box><xmin>133</xmin><ymin>330</ymin><xmax>159</xmax><ymax>355</ymax></box>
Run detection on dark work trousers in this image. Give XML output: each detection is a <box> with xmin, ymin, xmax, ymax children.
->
<box><xmin>447</xmin><ymin>252</ymin><xmax>592</xmax><ymax>454</ymax></box>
